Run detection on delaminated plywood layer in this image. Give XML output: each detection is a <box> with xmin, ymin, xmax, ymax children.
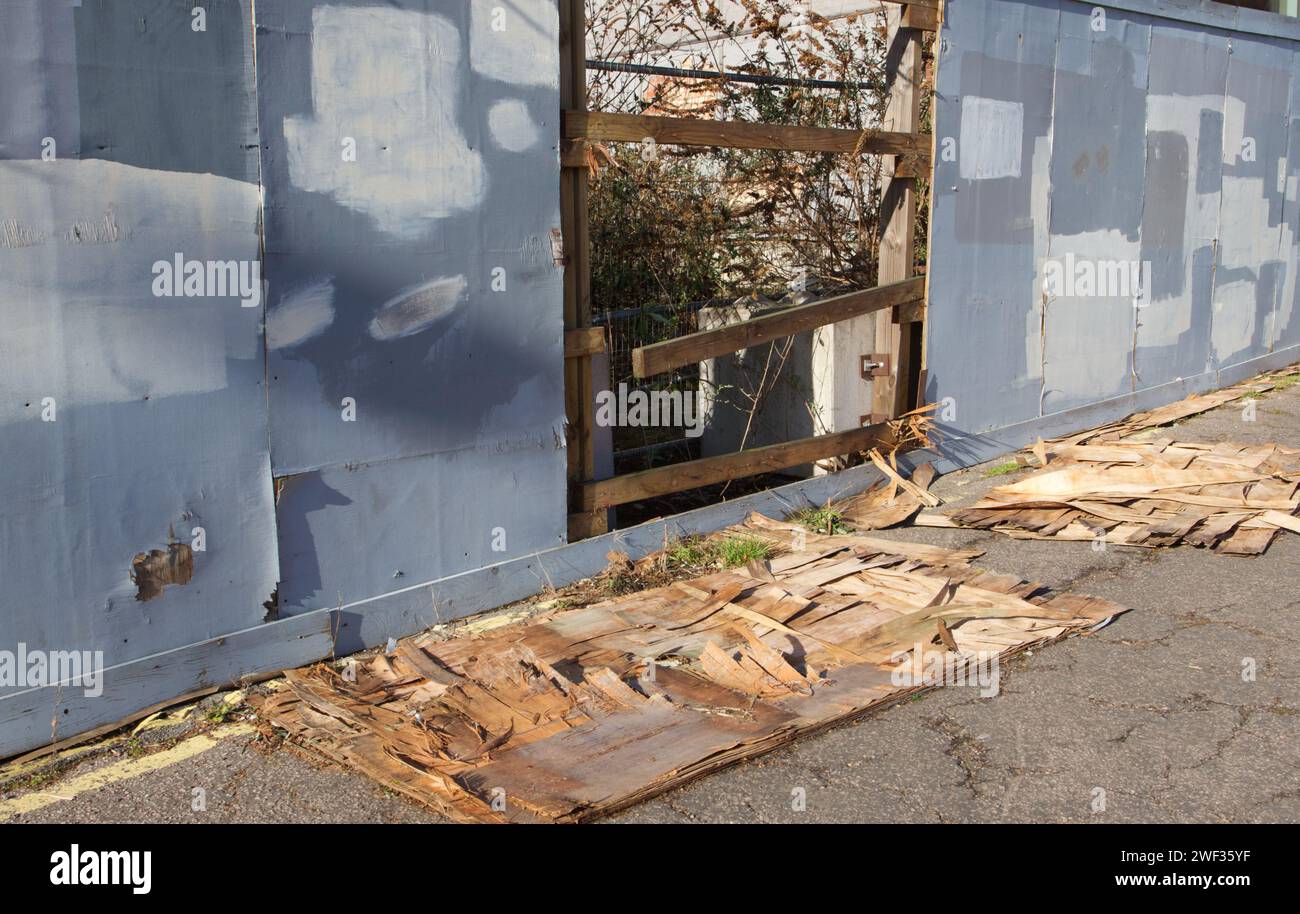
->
<box><xmin>256</xmin><ymin>514</ymin><xmax>1129</xmax><ymax>823</ymax></box>
<box><xmin>927</xmin><ymin>0</ymin><xmax>1300</xmax><ymax>438</ymax></box>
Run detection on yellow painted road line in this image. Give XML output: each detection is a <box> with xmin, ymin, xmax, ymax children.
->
<box><xmin>0</xmin><ymin>723</ymin><xmax>254</xmax><ymax>821</ymax></box>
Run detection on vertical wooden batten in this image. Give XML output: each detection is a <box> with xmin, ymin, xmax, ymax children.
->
<box><xmin>872</xmin><ymin>5</ymin><xmax>926</xmax><ymax>422</ymax></box>
<box><xmin>561</xmin><ymin>0</ymin><xmax>607</xmax><ymax>539</ymax></box>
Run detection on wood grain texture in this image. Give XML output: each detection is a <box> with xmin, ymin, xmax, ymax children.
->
<box><xmin>255</xmin><ymin>513</ymin><xmax>1128</xmax><ymax>823</ymax></box>
<box><xmin>564</xmin><ymin>327</ymin><xmax>606</xmax><ymax>359</ymax></box>
<box><xmin>946</xmin><ymin>434</ymin><xmax>1300</xmax><ymax>555</ymax></box>
<box><xmin>579</xmin><ymin>421</ymin><xmax>905</xmax><ymax>511</ymax></box>
<box><xmin>563</xmin><ymin>110</ymin><xmax>931</xmax><ymax>158</ymax></box>
<box><xmin>632</xmin><ymin>277</ymin><xmax>925</xmax><ymax>378</ymax></box>
<box><xmin>873</xmin><ymin>10</ymin><xmax>925</xmax><ymax>421</ymax></box>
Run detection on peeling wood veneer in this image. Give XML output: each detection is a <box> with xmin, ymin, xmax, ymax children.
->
<box><xmin>130</xmin><ymin>543</ymin><xmax>194</xmax><ymax>602</ymax></box>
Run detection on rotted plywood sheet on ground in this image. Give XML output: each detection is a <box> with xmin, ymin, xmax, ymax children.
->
<box><xmin>255</xmin><ymin>0</ymin><xmax>568</xmax><ymax>614</ymax></box>
<box><xmin>945</xmin><ymin>437</ymin><xmax>1300</xmax><ymax>554</ymax></box>
<box><xmin>256</xmin><ymin>514</ymin><xmax>1128</xmax><ymax>823</ymax></box>
<box><xmin>0</xmin><ymin>3</ymin><xmax>277</xmax><ymax>690</ymax></box>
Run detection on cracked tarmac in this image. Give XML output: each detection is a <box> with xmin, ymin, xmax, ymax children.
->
<box><xmin>4</xmin><ymin>379</ymin><xmax>1299</xmax><ymax>824</ymax></box>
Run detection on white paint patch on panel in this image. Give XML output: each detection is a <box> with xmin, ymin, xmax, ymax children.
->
<box><xmin>1027</xmin><ymin>134</ymin><xmax>1053</xmax><ymax>387</ymax></box>
<box><xmin>488</xmin><ymin>99</ymin><xmax>541</xmax><ymax>152</ymax></box>
<box><xmin>0</xmin><ymin>297</ymin><xmax>231</xmax><ymax>427</ymax></box>
<box><xmin>283</xmin><ymin>6</ymin><xmax>484</xmax><ymax>240</ymax></box>
<box><xmin>267</xmin><ymin>277</ymin><xmax>336</xmax><ymax>349</ymax></box>
<box><xmin>1216</xmin><ymin>165</ymin><xmax>1295</xmax><ymax>357</ymax></box>
<box><xmin>1141</xmin><ymin>94</ymin><xmax>1225</xmax><ymax>349</ymax></box>
<box><xmin>1221</xmin><ymin>95</ymin><xmax>1246</xmax><ymax>166</ymax></box>
<box><xmin>470</xmin><ymin>0</ymin><xmax>560</xmax><ymax>88</ymax></box>
<box><xmin>1213</xmin><ymin>173</ymin><xmax>1274</xmax><ymax>358</ymax></box>
<box><xmin>959</xmin><ymin>96</ymin><xmax>1023</xmax><ymax>180</ymax></box>
<box><xmin>1042</xmin><ymin>227</ymin><xmax>1140</xmax><ymax>407</ymax></box>
<box><xmin>369</xmin><ymin>275</ymin><xmax>468</xmax><ymax>341</ymax></box>
<box><xmin>1218</xmin><ymin>174</ymin><xmax>1281</xmax><ymax>271</ymax></box>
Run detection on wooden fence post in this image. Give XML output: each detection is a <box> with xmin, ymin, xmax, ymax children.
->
<box><xmin>872</xmin><ymin>5</ymin><xmax>925</xmax><ymax>422</ymax></box>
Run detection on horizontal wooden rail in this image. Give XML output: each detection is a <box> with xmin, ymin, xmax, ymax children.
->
<box><xmin>901</xmin><ymin>3</ymin><xmax>940</xmax><ymax>31</ymax></box>
<box><xmin>563</xmin><ymin>111</ymin><xmax>931</xmax><ymax>158</ymax></box>
<box><xmin>580</xmin><ymin>421</ymin><xmax>901</xmax><ymax>511</ymax></box>
<box><xmin>895</xmin><ymin>298</ymin><xmax>926</xmax><ymax>325</ymax></box>
<box><xmin>632</xmin><ymin>276</ymin><xmax>925</xmax><ymax>378</ymax></box>
<box><xmin>564</xmin><ymin>327</ymin><xmax>606</xmax><ymax>358</ymax></box>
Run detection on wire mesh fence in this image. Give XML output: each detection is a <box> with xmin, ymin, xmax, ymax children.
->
<box><xmin>595</xmin><ymin>299</ymin><xmax>715</xmax><ymax>390</ymax></box>
<box><xmin>593</xmin><ymin>298</ymin><xmax>718</xmax><ymax>456</ymax></box>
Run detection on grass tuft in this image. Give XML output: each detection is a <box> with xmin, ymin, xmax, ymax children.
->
<box><xmin>790</xmin><ymin>505</ymin><xmax>849</xmax><ymax>535</ymax></box>
<box><xmin>667</xmin><ymin>537</ymin><xmax>717</xmax><ymax>570</ymax></box>
<box><xmin>716</xmin><ymin>536</ymin><xmax>774</xmax><ymax>568</ymax></box>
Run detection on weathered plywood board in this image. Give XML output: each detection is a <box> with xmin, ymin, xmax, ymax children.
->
<box><xmin>254</xmin><ymin>0</ymin><xmax>569</xmax><ymax>614</ymax></box>
<box><xmin>1040</xmin><ymin>4</ymin><xmax>1150</xmax><ymax>414</ymax></box>
<box><xmin>1210</xmin><ymin>35</ymin><xmax>1294</xmax><ymax>368</ymax></box>
<box><xmin>257</xmin><ymin>515</ymin><xmax>1129</xmax><ymax>823</ymax></box>
<box><xmin>925</xmin><ymin>0</ymin><xmax>1060</xmax><ymax>436</ymax></box>
<box><xmin>1134</xmin><ymin>21</ymin><xmax>1229</xmax><ymax>388</ymax></box>
<box><xmin>0</xmin><ymin>2</ymin><xmax>278</xmax><ymax>696</ymax></box>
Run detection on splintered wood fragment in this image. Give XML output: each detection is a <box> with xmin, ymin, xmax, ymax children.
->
<box><xmin>744</xmin><ymin>559</ymin><xmax>777</xmax><ymax>582</ymax></box>
<box><xmin>868</xmin><ymin>449</ymin><xmax>941</xmax><ymax>506</ymax></box>
<box><xmin>913</xmin><ymin>513</ymin><xmax>958</xmax><ymax>527</ymax></box>
<box><xmin>1258</xmin><ymin>510</ymin><xmax>1300</xmax><ymax>535</ymax></box>
<box><xmin>1049</xmin><ymin>381</ymin><xmax>1274</xmax><ymax>446</ymax></box>
<box><xmin>936</xmin><ymin>619</ymin><xmax>960</xmax><ymax>652</ymax></box>
<box><xmin>664</xmin><ymin>581</ymin><xmax>751</xmax><ymax>630</ymax></box>
<box><xmin>721</xmin><ymin>602</ymin><xmax>868</xmax><ymax>663</ymax></box>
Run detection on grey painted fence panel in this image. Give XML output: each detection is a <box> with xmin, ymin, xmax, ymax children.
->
<box><xmin>926</xmin><ymin>0</ymin><xmax>1061</xmax><ymax>436</ymax></box>
<box><xmin>929</xmin><ymin>0</ymin><xmax>1300</xmax><ymax>441</ymax></box>
<box><xmin>0</xmin><ymin>1</ymin><xmax>80</xmax><ymax>161</ymax></box>
<box><xmin>1134</xmin><ymin>20</ymin><xmax>1229</xmax><ymax>388</ymax></box>
<box><xmin>1279</xmin><ymin>46</ymin><xmax>1300</xmax><ymax>351</ymax></box>
<box><xmin>253</xmin><ymin>0</ymin><xmax>569</xmax><ymax>616</ymax></box>
<box><xmin>0</xmin><ymin>2</ymin><xmax>277</xmax><ymax>704</ymax></box>
<box><xmin>1041</xmin><ymin>3</ymin><xmax>1150</xmax><ymax>415</ymax></box>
